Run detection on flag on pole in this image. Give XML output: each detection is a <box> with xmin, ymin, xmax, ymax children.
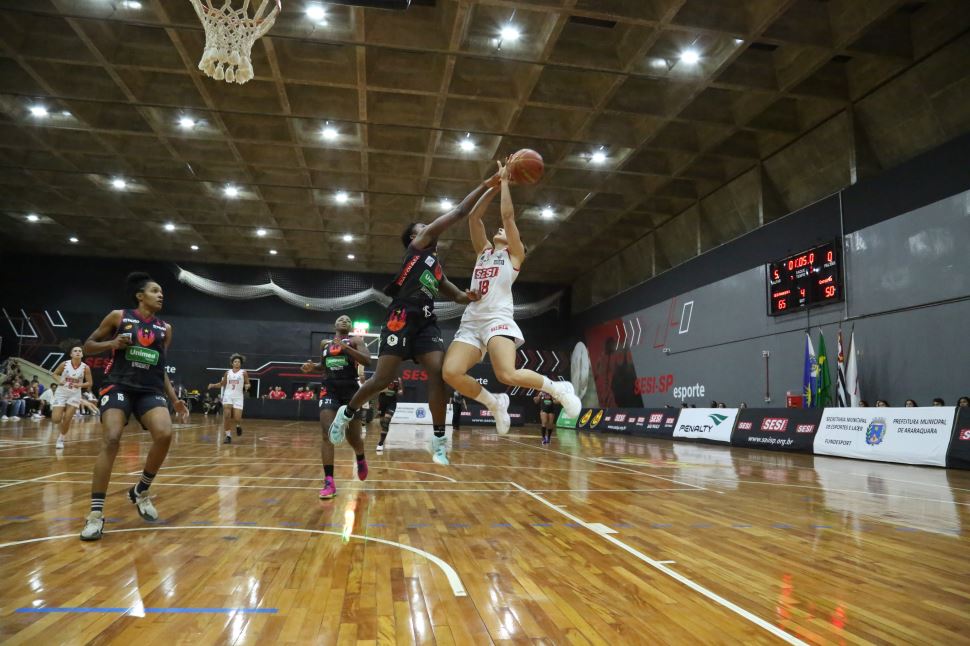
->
<box><xmin>836</xmin><ymin>328</ymin><xmax>849</xmax><ymax>406</ymax></box>
<box><xmin>845</xmin><ymin>328</ymin><xmax>862</xmax><ymax>407</ymax></box>
<box><xmin>802</xmin><ymin>332</ymin><xmax>818</xmax><ymax>408</ymax></box>
<box><xmin>816</xmin><ymin>331</ymin><xmax>832</xmax><ymax>407</ymax></box>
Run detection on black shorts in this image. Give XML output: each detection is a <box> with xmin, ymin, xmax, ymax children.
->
<box><xmin>378</xmin><ymin>394</ymin><xmax>398</xmax><ymax>416</ymax></box>
<box><xmin>99</xmin><ymin>386</ymin><xmax>168</xmax><ymax>422</ymax></box>
<box><xmin>319</xmin><ymin>380</ymin><xmax>359</xmax><ymax>412</ymax></box>
<box><xmin>379</xmin><ymin>305</ymin><xmax>443</xmax><ymax>360</ymax></box>
<box><xmin>540</xmin><ymin>401</ymin><xmax>556</xmax><ymax>414</ymax></box>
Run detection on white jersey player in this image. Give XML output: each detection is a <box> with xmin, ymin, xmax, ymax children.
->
<box><xmin>443</xmin><ymin>159</ymin><xmax>580</xmax><ymax>437</ymax></box>
<box><xmin>51</xmin><ymin>346</ymin><xmax>93</xmax><ymax>449</ymax></box>
<box><xmin>207</xmin><ymin>353</ymin><xmax>249</xmax><ymax>444</ymax></box>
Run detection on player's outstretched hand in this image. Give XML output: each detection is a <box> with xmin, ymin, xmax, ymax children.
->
<box><xmin>301</xmin><ymin>360</ymin><xmax>315</xmax><ymax>373</ymax></box>
<box><xmin>174</xmin><ymin>399</ymin><xmax>189</xmax><ymax>423</ymax></box>
<box><xmin>465</xmin><ymin>289</ymin><xmax>481</xmax><ymax>303</ymax></box>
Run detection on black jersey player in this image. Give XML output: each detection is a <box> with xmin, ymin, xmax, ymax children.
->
<box><xmin>79</xmin><ymin>272</ymin><xmax>189</xmax><ymax>541</ymax></box>
<box><xmin>301</xmin><ymin>314</ymin><xmax>371</xmax><ymax>499</ymax></box>
<box><xmin>328</xmin><ymin>171</ymin><xmax>500</xmax><ymax>466</ymax></box>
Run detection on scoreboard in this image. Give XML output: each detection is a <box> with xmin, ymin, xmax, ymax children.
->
<box><xmin>767</xmin><ymin>241</ymin><xmax>843</xmax><ymax>316</ymax></box>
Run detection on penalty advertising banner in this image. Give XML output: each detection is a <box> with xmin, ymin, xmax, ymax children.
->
<box><xmin>814</xmin><ymin>407</ymin><xmax>956</xmax><ymax>466</ymax></box>
<box><xmin>673</xmin><ymin>408</ymin><xmax>739</xmax><ymax>444</ymax></box>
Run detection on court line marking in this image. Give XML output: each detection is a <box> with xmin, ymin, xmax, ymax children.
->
<box><xmin>145</xmin><ymin>463</ymin><xmax>459</xmax><ymax>482</ymax></box>
<box><xmin>0</xmin><ymin>525</ymin><xmax>467</xmax><ymax>597</ymax></box>
<box><xmin>60</xmin><ymin>472</ymin><xmax>507</xmax><ymax>485</ymax></box>
<box><xmin>17</xmin><ymin>607</ymin><xmax>277</xmax><ymax>614</ymax></box>
<box><xmin>23</xmin><ymin>479</ymin><xmax>704</xmax><ymax>494</ymax></box>
<box><xmin>510</xmin><ymin>482</ymin><xmax>808</xmax><ymax>646</ymax></box>
<box><xmin>498</xmin><ymin>436</ymin><xmax>711</xmax><ymax>491</ymax></box>
<box><xmin>0</xmin><ymin>472</ymin><xmax>65</xmax><ymax>490</ymax></box>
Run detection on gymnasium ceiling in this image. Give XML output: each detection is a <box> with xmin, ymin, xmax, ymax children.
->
<box><xmin>1</xmin><ymin>0</ymin><xmax>969</xmax><ymax>286</ymax></box>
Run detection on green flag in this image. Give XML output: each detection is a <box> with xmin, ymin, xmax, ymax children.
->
<box><xmin>816</xmin><ymin>331</ymin><xmax>832</xmax><ymax>407</ymax></box>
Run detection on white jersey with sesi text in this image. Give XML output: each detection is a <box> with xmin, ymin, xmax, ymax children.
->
<box><xmin>461</xmin><ymin>247</ymin><xmax>518</xmax><ymax>323</ymax></box>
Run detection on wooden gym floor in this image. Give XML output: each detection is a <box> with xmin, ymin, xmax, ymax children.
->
<box><xmin>1</xmin><ymin>415</ymin><xmax>968</xmax><ymax>645</ymax></box>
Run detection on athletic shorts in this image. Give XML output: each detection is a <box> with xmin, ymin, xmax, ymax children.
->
<box><xmin>319</xmin><ymin>380</ymin><xmax>360</xmax><ymax>412</ymax></box>
<box><xmin>453</xmin><ymin>317</ymin><xmax>524</xmax><ymax>356</ymax></box>
<box><xmin>52</xmin><ymin>388</ymin><xmax>82</xmax><ymax>408</ymax></box>
<box><xmin>540</xmin><ymin>400</ymin><xmax>556</xmax><ymax>414</ymax></box>
<box><xmin>99</xmin><ymin>386</ymin><xmax>168</xmax><ymax>422</ymax></box>
<box><xmin>379</xmin><ymin>305</ymin><xmax>443</xmax><ymax>360</ymax></box>
<box><xmin>378</xmin><ymin>394</ymin><xmax>398</xmax><ymax>417</ymax></box>
<box><xmin>222</xmin><ymin>394</ymin><xmax>245</xmax><ymax>410</ymax></box>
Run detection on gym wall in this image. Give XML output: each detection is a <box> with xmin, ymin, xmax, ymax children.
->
<box><xmin>574</xmin><ymin>134</ymin><xmax>970</xmax><ymax>408</ymax></box>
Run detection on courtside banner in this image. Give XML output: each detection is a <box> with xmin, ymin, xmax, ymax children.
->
<box><xmin>732</xmin><ymin>408</ymin><xmax>822</xmax><ymax>453</ymax></box>
<box><xmin>945</xmin><ymin>407</ymin><xmax>970</xmax><ymax>469</ymax></box>
<box><xmin>390</xmin><ymin>403</ymin><xmax>454</xmax><ymax>425</ymax></box>
<box><xmin>575</xmin><ymin>408</ymin><xmax>679</xmax><ymax>438</ymax></box>
<box><xmin>814</xmin><ymin>407</ymin><xmax>956</xmax><ymax>466</ymax></box>
<box><xmin>460</xmin><ymin>402</ymin><xmax>524</xmax><ymax>427</ymax></box>
<box><xmin>673</xmin><ymin>408</ymin><xmax>738</xmax><ymax>444</ymax></box>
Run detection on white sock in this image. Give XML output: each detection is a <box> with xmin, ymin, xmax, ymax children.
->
<box><xmin>473</xmin><ymin>388</ymin><xmax>498</xmax><ymax>410</ymax></box>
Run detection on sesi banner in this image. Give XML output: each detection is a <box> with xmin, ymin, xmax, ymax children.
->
<box><xmin>575</xmin><ymin>408</ymin><xmax>679</xmax><ymax>438</ymax></box>
<box><xmin>814</xmin><ymin>407</ymin><xmax>956</xmax><ymax>466</ymax></box>
<box><xmin>673</xmin><ymin>408</ymin><xmax>738</xmax><ymax>444</ymax></box>
<box><xmin>460</xmin><ymin>402</ymin><xmax>524</xmax><ymax>427</ymax></box>
<box><xmin>732</xmin><ymin>408</ymin><xmax>822</xmax><ymax>453</ymax></box>
<box><xmin>945</xmin><ymin>407</ymin><xmax>970</xmax><ymax>469</ymax></box>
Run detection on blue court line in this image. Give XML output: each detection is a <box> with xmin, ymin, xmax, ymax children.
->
<box><xmin>690</xmin><ymin>523</ymin><xmax>713</xmax><ymax>529</ymax></box>
<box><xmin>732</xmin><ymin>524</ymin><xmax>752</xmax><ymax>528</ymax></box>
<box><xmin>53</xmin><ymin>517</ymin><xmax>82</xmax><ymax>521</ymax></box>
<box><xmin>447</xmin><ymin>523</ymin><xmax>469</xmax><ymax>528</ymax></box>
<box><xmin>368</xmin><ymin>523</ymin><xmax>386</xmax><ymax>528</ymax></box>
<box><xmin>17</xmin><ymin>607</ymin><xmax>277</xmax><ymax>614</ymax></box>
<box><xmin>530</xmin><ymin>523</ymin><xmax>552</xmax><ymax>527</ymax></box>
<box><xmin>235</xmin><ymin>521</ymin><xmax>257</xmax><ymax>526</ymax></box>
<box><xmin>563</xmin><ymin>522</ymin><xmax>580</xmax><ymax>528</ymax></box>
<box><xmin>492</xmin><ymin>522</ymin><xmax>512</xmax><ymax>528</ymax></box>
<box><xmin>650</xmin><ymin>523</ymin><xmax>672</xmax><ymax>528</ymax></box>
<box><xmin>406</xmin><ymin>523</ymin><xmax>430</xmax><ymax>528</ymax></box>
<box><xmin>278</xmin><ymin>521</ymin><xmax>301</xmax><ymax>527</ymax></box>
<box><xmin>811</xmin><ymin>525</ymin><xmax>832</xmax><ymax>529</ymax></box>
<box><xmin>190</xmin><ymin>520</ymin><xmax>213</xmax><ymax>525</ymax></box>
<box><xmin>772</xmin><ymin>523</ymin><xmax>793</xmax><ymax>529</ymax></box>
<box><xmin>3</xmin><ymin>516</ymin><xmax>30</xmax><ymax>521</ymax></box>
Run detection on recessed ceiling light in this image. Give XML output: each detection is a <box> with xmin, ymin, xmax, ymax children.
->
<box><xmin>680</xmin><ymin>49</ymin><xmax>701</xmax><ymax>65</ymax></box>
<box><xmin>61</xmin><ymin>110</ymin><xmax>72</xmax><ymax>117</ymax></box>
<box><xmin>334</xmin><ymin>191</ymin><xmax>349</xmax><ymax>204</ymax></box>
<box><xmin>734</xmin><ymin>38</ymin><xmax>744</xmax><ymax>45</ymax></box>
<box><xmin>342</xmin><ymin>233</ymin><xmax>353</xmax><ymax>242</ymax></box>
<box><xmin>590</xmin><ymin>151</ymin><xmax>607</xmax><ymax>164</ymax></box>
<box><xmin>540</xmin><ymin>206</ymin><xmax>554</xmax><ymax>219</ymax></box>
<box><xmin>321</xmin><ymin>126</ymin><xmax>338</xmax><ymax>140</ymax></box>
<box><xmin>347</xmin><ymin>254</ymin><xmax>355</xmax><ymax>260</ymax></box>
<box><xmin>29</xmin><ymin>105</ymin><xmax>48</xmax><ymax>118</ymax></box>
<box><xmin>223</xmin><ymin>185</ymin><xmax>239</xmax><ymax>198</ymax></box>
<box><xmin>269</xmin><ymin>249</ymin><xmax>278</xmax><ymax>255</ymax></box>
<box><xmin>190</xmin><ymin>244</ymin><xmax>199</xmax><ymax>251</ymax></box>
<box><xmin>69</xmin><ymin>236</ymin><xmax>79</xmax><ymax>243</ymax></box>
<box><xmin>500</xmin><ymin>26</ymin><xmax>520</xmax><ymax>41</ymax></box>
<box><xmin>306</xmin><ymin>4</ymin><xmax>326</xmax><ymax>22</ymax></box>
<box><xmin>439</xmin><ymin>198</ymin><xmax>454</xmax><ymax>211</ymax></box>
<box><xmin>178</xmin><ymin>116</ymin><xmax>196</xmax><ymax>129</ymax></box>
<box><xmin>122</xmin><ymin>0</ymin><xmax>142</xmax><ymax>8</ymax></box>
<box><xmin>650</xmin><ymin>57</ymin><xmax>668</xmax><ymax>69</ymax></box>
<box><xmin>459</xmin><ymin>137</ymin><xmax>475</xmax><ymax>152</ymax></box>
<box><xmin>111</xmin><ymin>177</ymin><xmax>127</xmax><ymax>190</ymax></box>
<box><xmin>164</xmin><ymin>222</ymin><xmax>175</xmax><ymax>232</ymax></box>
<box><xmin>256</xmin><ymin>228</ymin><xmax>268</xmax><ymax>237</ymax></box>
<box><xmin>26</xmin><ymin>214</ymin><xmax>39</xmax><ymax>222</ymax></box>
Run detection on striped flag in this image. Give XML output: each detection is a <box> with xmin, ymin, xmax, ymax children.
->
<box><xmin>837</xmin><ymin>328</ymin><xmax>862</xmax><ymax>407</ymax></box>
<box><xmin>836</xmin><ymin>329</ymin><xmax>849</xmax><ymax>406</ymax></box>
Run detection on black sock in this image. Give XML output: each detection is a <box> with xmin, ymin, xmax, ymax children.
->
<box><xmin>343</xmin><ymin>406</ymin><xmax>357</xmax><ymax>419</ymax></box>
<box><xmin>91</xmin><ymin>493</ymin><xmax>106</xmax><ymax>514</ymax></box>
<box><xmin>433</xmin><ymin>424</ymin><xmax>445</xmax><ymax>438</ymax></box>
<box><xmin>324</xmin><ymin>465</ymin><xmax>334</xmax><ymax>478</ymax></box>
<box><xmin>356</xmin><ymin>453</ymin><xmax>365</xmax><ymax>462</ymax></box>
<box><xmin>135</xmin><ymin>470</ymin><xmax>156</xmax><ymax>495</ymax></box>
<box><xmin>378</xmin><ymin>431</ymin><xmax>388</xmax><ymax>445</ymax></box>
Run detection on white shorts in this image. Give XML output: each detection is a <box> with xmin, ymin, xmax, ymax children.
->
<box><xmin>52</xmin><ymin>388</ymin><xmax>82</xmax><ymax>408</ymax></box>
<box><xmin>222</xmin><ymin>394</ymin><xmax>245</xmax><ymax>410</ymax></box>
<box><xmin>453</xmin><ymin>317</ymin><xmax>524</xmax><ymax>357</ymax></box>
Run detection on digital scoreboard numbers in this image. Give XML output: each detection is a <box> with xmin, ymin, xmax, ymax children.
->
<box><xmin>767</xmin><ymin>241</ymin><xmax>843</xmax><ymax>316</ymax></box>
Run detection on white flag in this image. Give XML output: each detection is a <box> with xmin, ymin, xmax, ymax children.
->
<box><xmin>836</xmin><ymin>329</ymin><xmax>849</xmax><ymax>407</ymax></box>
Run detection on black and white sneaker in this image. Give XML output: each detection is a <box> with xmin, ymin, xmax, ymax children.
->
<box><xmin>128</xmin><ymin>486</ymin><xmax>158</xmax><ymax>521</ymax></box>
<box><xmin>224</xmin><ymin>434</ymin><xmax>232</xmax><ymax>444</ymax></box>
<box><xmin>80</xmin><ymin>511</ymin><xmax>104</xmax><ymax>541</ymax></box>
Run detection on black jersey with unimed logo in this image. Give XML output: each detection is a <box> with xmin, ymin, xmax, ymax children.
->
<box><xmin>321</xmin><ymin>338</ymin><xmax>359</xmax><ymax>382</ymax></box>
<box><xmin>383</xmin><ymin>243</ymin><xmax>445</xmax><ymax>314</ymax></box>
<box><xmin>103</xmin><ymin>309</ymin><xmax>167</xmax><ymax>393</ymax></box>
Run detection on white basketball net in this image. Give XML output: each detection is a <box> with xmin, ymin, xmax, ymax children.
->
<box><xmin>175</xmin><ymin>266</ymin><xmax>563</xmax><ymax>321</ymax></box>
<box><xmin>189</xmin><ymin>0</ymin><xmax>281</xmax><ymax>84</ymax></box>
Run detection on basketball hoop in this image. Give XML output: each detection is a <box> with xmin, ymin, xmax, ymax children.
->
<box><xmin>189</xmin><ymin>0</ymin><xmax>281</xmax><ymax>84</ymax></box>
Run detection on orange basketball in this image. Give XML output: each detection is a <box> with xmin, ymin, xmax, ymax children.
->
<box><xmin>508</xmin><ymin>149</ymin><xmax>544</xmax><ymax>185</ymax></box>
